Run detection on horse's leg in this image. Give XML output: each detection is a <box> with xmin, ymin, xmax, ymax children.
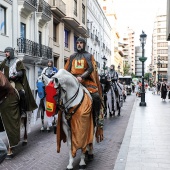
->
<box><xmin>117</xmin><ymin>102</ymin><xmax>120</xmax><ymax>116</ymax></box>
<box><xmin>79</xmin><ymin>152</ymin><xmax>86</xmax><ymax>169</ymax></box>
<box><xmin>40</xmin><ymin>100</ymin><xmax>45</xmax><ymax>131</ymax></box>
<box><xmin>22</xmin><ymin>117</ymin><xmax>27</xmax><ymax>145</ymax></box>
<box><xmin>6</xmin><ymin>147</ymin><xmax>13</xmax><ymax>159</ymax></box>
<box><xmin>62</xmin><ymin>115</ymin><xmax>74</xmax><ymax>170</ymax></box>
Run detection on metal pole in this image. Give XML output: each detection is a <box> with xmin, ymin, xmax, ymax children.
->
<box><xmin>139</xmin><ymin>42</ymin><xmax>146</xmax><ymax>106</ymax></box>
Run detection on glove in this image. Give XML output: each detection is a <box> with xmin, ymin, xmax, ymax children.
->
<box><xmin>95</xmin><ymin>126</ymin><xmax>104</xmax><ymax>143</ymax></box>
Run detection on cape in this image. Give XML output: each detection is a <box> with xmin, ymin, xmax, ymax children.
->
<box><xmin>0</xmin><ymin>58</ymin><xmax>37</xmax><ymax>111</ymax></box>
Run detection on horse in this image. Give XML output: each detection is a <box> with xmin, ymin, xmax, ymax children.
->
<box><xmin>0</xmin><ymin>71</ymin><xmax>30</xmax><ymax>159</ymax></box>
<box><xmin>100</xmin><ymin>74</ymin><xmax>123</xmax><ymax>117</ymax></box>
<box><xmin>42</xmin><ymin>69</ymin><xmax>103</xmax><ymax>170</ymax></box>
<box><xmin>106</xmin><ymin>80</ymin><xmax>123</xmax><ymax>117</ymax></box>
<box><xmin>33</xmin><ymin>75</ymin><xmax>56</xmax><ymax>132</ymax></box>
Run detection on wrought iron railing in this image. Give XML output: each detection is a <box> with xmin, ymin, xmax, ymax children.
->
<box><xmin>53</xmin><ymin>0</ymin><xmax>66</xmax><ymax>14</ymax></box>
<box><xmin>26</xmin><ymin>0</ymin><xmax>37</xmax><ymax>7</ymax></box>
<box><xmin>17</xmin><ymin>38</ymin><xmax>52</xmax><ymax>59</ymax></box>
<box><xmin>95</xmin><ymin>35</ymin><xmax>98</xmax><ymax>42</ymax></box>
<box><xmin>38</xmin><ymin>0</ymin><xmax>51</xmax><ymax>18</ymax></box>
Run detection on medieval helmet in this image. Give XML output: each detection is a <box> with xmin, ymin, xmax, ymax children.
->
<box><xmin>110</xmin><ymin>64</ymin><xmax>115</xmax><ymax>70</ymax></box>
<box><xmin>4</xmin><ymin>47</ymin><xmax>15</xmax><ymax>59</ymax></box>
<box><xmin>76</xmin><ymin>37</ymin><xmax>86</xmax><ymax>52</ymax></box>
<box><xmin>47</xmin><ymin>59</ymin><xmax>53</xmax><ymax>67</ymax></box>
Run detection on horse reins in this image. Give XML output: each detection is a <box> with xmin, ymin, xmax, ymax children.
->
<box><xmin>56</xmin><ymin>83</ymin><xmax>84</xmax><ymax>120</ymax></box>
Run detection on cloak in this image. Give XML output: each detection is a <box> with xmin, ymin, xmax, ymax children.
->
<box><xmin>0</xmin><ymin>71</ymin><xmax>20</xmax><ymax>147</ymax></box>
<box><xmin>0</xmin><ymin>58</ymin><xmax>37</xmax><ymax>111</ymax></box>
<box><xmin>57</xmin><ymin>92</ymin><xmax>93</xmax><ymax>157</ymax></box>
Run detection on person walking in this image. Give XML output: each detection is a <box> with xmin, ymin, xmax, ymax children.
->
<box><xmin>160</xmin><ymin>81</ymin><xmax>167</xmax><ymax>101</ymax></box>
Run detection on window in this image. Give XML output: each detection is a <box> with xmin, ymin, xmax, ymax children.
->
<box><xmin>74</xmin><ymin>36</ymin><xmax>78</xmax><ymax>52</ymax></box>
<box><xmin>39</xmin><ymin>31</ymin><xmax>42</xmax><ymax>45</ymax></box>
<box><xmin>74</xmin><ymin>0</ymin><xmax>77</xmax><ymax>16</ymax></box>
<box><xmin>82</xmin><ymin>4</ymin><xmax>85</xmax><ymax>24</ymax></box>
<box><xmin>20</xmin><ymin>22</ymin><xmax>26</xmax><ymax>39</ymax></box>
<box><xmin>64</xmin><ymin>29</ymin><xmax>69</xmax><ymax>48</ymax></box>
<box><xmin>0</xmin><ymin>5</ymin><xmax>6</xmax><ymax>35</ymax></box>
<box><xmin>53</xmin><ymin>22</ymin><xmax>57</xmax><ymax>42</ymax></box>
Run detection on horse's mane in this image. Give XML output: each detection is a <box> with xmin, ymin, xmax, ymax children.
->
<box><xmin>0</xmin><ymin>71</ymin><xmax>15</xmax><ymax>100</ymax></box>
<box><xmin>54</xmin><ymin>69</ymin><xmax>91</xmax><ymax>98</ymax></box>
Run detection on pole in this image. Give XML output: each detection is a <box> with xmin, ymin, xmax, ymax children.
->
<box><xmin>139</xmin><ymin>42</ymin><xmax>146</xmax><ymax>106</ymax></box>
<box><xmin>103</xmin><ymin>61</ymin><xmax>105</xmax><ymax>75</ymax></box>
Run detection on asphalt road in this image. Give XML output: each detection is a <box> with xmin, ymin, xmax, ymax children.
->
<box><xmin>0</xmin><ymin>93</ymin><xmax>136</xmax><ymax>170</ymax></box>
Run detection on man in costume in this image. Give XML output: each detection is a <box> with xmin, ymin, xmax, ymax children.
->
<box><xmin>64</xmin><ymin>37</ymin><xmax>103</xmax><ymax>142</ymax></box>
<box><xmin>33</xmin><ymin>59</ymin><xmax>58</xmax><ymax>130</ymax></box>
<box><xmin>106</xmin><ymin>65</ymin><xmax>123</xmax><ymax>117</ymax></box>
<box><xmin>0</xmin><ymin>47</ymin><xmax>37</xmax><ymax>117</ymax></box>
<box><xmin>41</xmin><ymin>59</ymin><xmax>58</xmax><ymax>78</ymax></box>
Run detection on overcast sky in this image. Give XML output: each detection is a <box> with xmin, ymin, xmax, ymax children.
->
<box><xmin>114</xmin><ymin>0</ymin><xmax>167</xmax><ymax>66</ymax></box>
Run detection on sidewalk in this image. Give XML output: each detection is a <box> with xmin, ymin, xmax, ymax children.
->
<box><xmin>114</xmin><ymin>90</ymin><xmax>170</xmax><ymax>170</ymax></box>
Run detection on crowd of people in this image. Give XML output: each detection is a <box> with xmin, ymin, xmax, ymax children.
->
<box><xmin>151</xmin><ymin>81</ymin><xmax>170</xmax><ymax>101</ymax></box>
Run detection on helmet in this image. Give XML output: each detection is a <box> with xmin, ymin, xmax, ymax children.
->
<box><xmin>4</xmin><ymin>47</ymin><xmax>15</xmax><ymax>59</ymax></box>
<box><xmin>76</xmin><ymin>37</ymin><xmax>86</xmax><ymax>52</ymax></box>
<box><xmin>47</xmin><ymin>59</ymin><xmax>53</xmax><ymax>67</ymax></box>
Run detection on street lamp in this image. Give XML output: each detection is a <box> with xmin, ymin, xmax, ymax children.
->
<box><xmin>139</xmin><ymin>31</ymin><xmax>147</xmax><ymax>107</ymax></box>
<box><xmin>102</xmin><ymin>55</ymin><xmax>107</xmax><ymax>74</ymax></box>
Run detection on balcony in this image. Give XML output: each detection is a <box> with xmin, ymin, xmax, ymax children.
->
<box><xmin>95</xmin><ymin>35</ymin><xmax>98</xmax><ymax>42</ymax></box>
<box><xmin>51</xmin><ymin>0</ymin><xmax>66</xmax><ymax>18</ymax></box>
<box><xmin>37</xmin><ymin>0</ymin><xmax>51</xmax><ymax>26</ymax></box>
<box><xmin>17</xmin><ymin>38</ymin><xmax>52</xmax><ymax>64</ymax></box>
<box><xmin>103</xmin><ymin>43</ymin><xmax>105</xmax><ymax>49</ymax></box>
<box><xmin>18</xmin><ymin>0</ymin><xmax>37</xmax><ymax>17</ymax></box>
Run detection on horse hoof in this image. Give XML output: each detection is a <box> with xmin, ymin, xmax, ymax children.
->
<box><xmin>22</xmin><ymin>140</ymin><xmax>27</xmax><ymax>146</ymax></box>
<box><xmin>79</xmin><ymin>164</ymin><xmax>86</xmax><ymax>169</ymax></box>
<box><xmin>88</xmin><ymin>154</ymin><xmax>94</xmax><ymax>161</ymax></box>
<box><xmin>5</xmin><ymin>153</ymin><xmax>13</xmax><ymax>160</ymax></box>
<box><xmin>66</xmin><ymin>168</ymin><xmax>73</xmax><ymax>170</ymax></box>
<box><xmin>117</xmin><ymin>114</ymin><xmax>120</xmax><ymax>117</ymax></box>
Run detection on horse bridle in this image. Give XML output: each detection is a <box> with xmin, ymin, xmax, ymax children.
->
<box><xmin>55</xmin><ymin>83</ymin><xmax>84</xmax><ymax>120</ymax></box>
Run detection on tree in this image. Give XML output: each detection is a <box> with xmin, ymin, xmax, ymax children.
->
<box><xmin>123</xmin><ymin>62</ymin><xmax>130</xmax><ymax>76</ymax></box>
<box><xmin>144</xmin><ymin>73</ymin><xmax>150</xmax><ymax>82</ymax></box>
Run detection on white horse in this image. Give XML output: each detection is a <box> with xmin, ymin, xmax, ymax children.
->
<box><xmin>33</xmin><ymin>75</ymin><xmax>55</xmax><ymax>132</ymax></box>
<box><xmin>43</xmin><ymin>69</ymin><xmax>96</xmax><ymax>170</ymax></box>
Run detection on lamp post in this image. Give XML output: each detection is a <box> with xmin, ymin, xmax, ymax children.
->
<box><xmin>139</xmin><ymin>31</ymin><xmax>147</xmax><ymax>107</ymax></box>
<box><xmin>102</xmin><ymin>56</ymin><xmax>107</xmax><ymax>74</ymax></box>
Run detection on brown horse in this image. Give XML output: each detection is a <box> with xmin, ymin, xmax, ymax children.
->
<box><xmin>0</xmin><ymin>71</ymin><xmax>28</xmax><ymax>159</ymax></box>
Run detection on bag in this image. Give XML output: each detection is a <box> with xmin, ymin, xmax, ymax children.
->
<box><xmin>45</xmin><ymin>81</ymin><xmax>57</xmax><ymax>117</ymax></box>
<box><xmin>0</xmin><ymin>139</ymin><xmax>7</xmax><ymax>163</ymax></box>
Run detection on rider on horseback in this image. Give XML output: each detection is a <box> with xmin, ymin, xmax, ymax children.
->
<box><xmin>64</xmin><ymin>37</ymin><xmax>103</xmax><ymax>142</ymax></box>
<box><xmin>41</xmin><ymin>59</ymin><xmax>58</xmax><ymax>78</ymax></box>
<box><xmin>0</xmin><ymin>47</ymin><xmax>37</xmax><ymax>117</ymax></box>
<box><xmin>106</xmin><ymin>65</ymin><xmax>123</xmax><ymax>117</ymax></box>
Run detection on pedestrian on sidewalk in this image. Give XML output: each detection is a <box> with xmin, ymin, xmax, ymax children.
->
<box><xmin>160</xmin><ymin>81</ymin><xmax>167</xmax><ymax>101</ymax></box>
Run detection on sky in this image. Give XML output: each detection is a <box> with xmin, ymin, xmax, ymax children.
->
<box><xmin>114</xmin><ymin>0</ymin><xmax>167</xmax><ymax>67</ymax></box>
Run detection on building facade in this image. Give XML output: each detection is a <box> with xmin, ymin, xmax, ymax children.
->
<box><xmin>135</xmin><ymin>46</ymin><xmax>142</xmax><ymax>77</ymax></box>
<box><xmin>87</xmin><ymin>0</ymin><xmax>112</xmax><ymax>74</ymax></box>
<box><xmin>152</xmin><ymin>13</ymin><xmax>168</xmax><ymax>82</ymax></box>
